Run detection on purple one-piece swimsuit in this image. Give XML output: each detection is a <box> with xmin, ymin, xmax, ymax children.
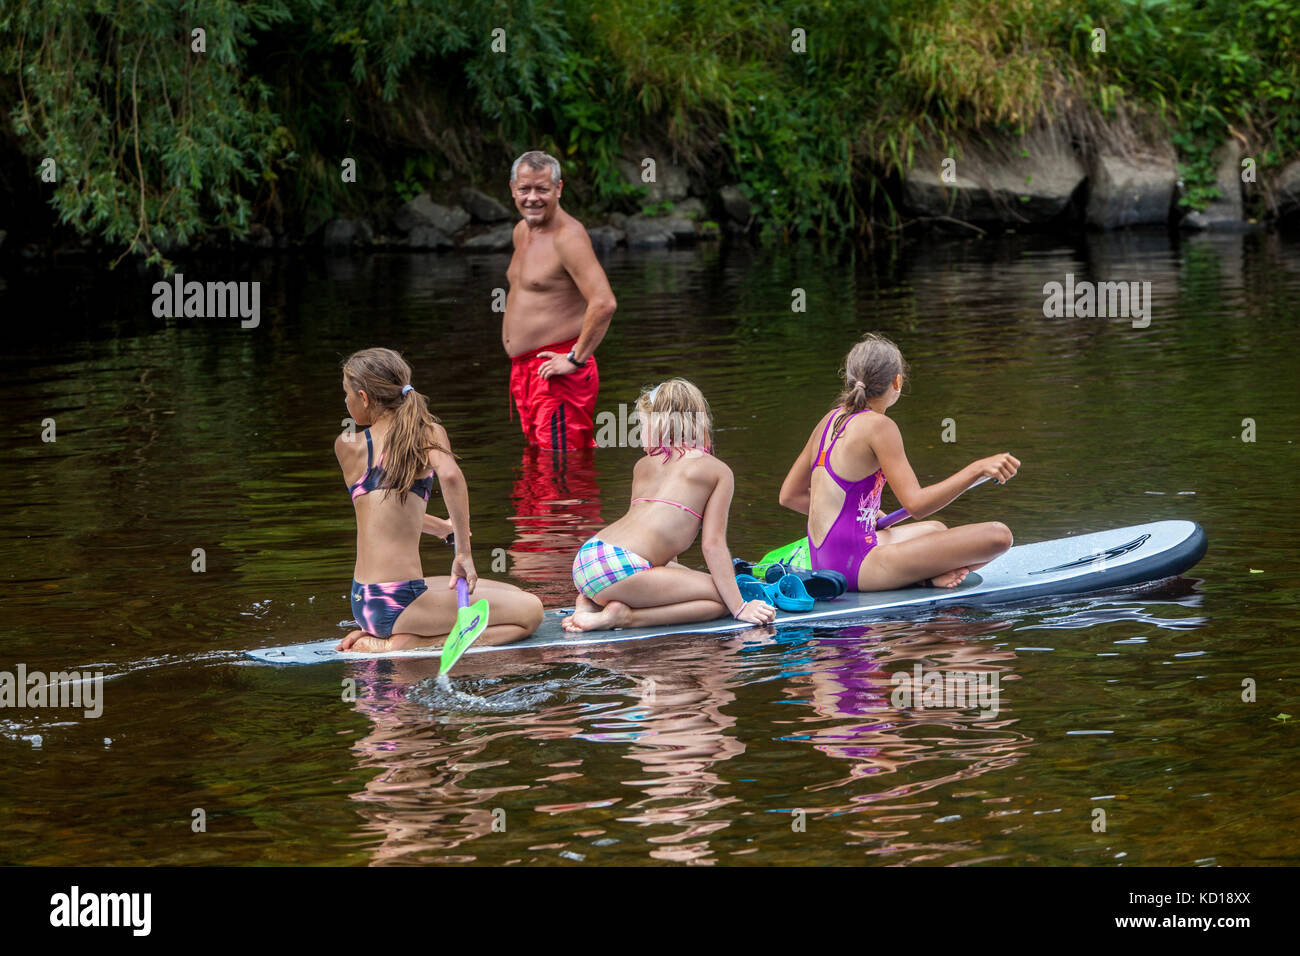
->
<box><xmin>807</xmin><ymin>408</ymin><xmax>887</xmax><ymax>589</ymax></box>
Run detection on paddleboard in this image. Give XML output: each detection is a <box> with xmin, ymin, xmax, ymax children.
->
<box><xmin>245</xmin><ymin>519</ymin><xmax>1207</xmax><ymax>665</ymax></box>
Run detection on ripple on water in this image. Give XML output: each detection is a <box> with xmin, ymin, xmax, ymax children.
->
<box><xmin>3</xmin><ymin>234</ymin><xmax>1298</xmax><ymax>865</ymax></box>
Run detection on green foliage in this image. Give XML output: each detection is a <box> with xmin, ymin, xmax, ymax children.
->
<box><xmin>393</xmin><ymin>155</ymin><xmax>439</xmax><ymax>204</ymax></box>
<box><xmin>1172</xmin><ymin>128</ymin><xmax>1223</xmax><ymax>211</ymax></box>
<box><xmin>2</xmin><ymin>0</ymin><xmax>292</xmax><ymax>266</ymax></box>
<box><xmin>3</xmin><ymin>0</ymin><xmax>1299</xmax><ymax>254</ymax></box>
<box><xmin>1075</xmin><ymin>0</ymin><xmax>1300</xmax><ymax>207</ymax></box>
<box><xmin>549</xmin><ymin>53</ymin><xmax>646</xmax><ymax>208</ymax></box>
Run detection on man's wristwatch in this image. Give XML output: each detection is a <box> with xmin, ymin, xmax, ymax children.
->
<box><xmin>566</xmin><ymin>349</ymin><xmax>587</xmax><ymax>367</ymax></box>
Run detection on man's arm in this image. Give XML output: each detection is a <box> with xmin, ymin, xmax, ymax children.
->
<box><xmin>537</xmin><ymin>226</ymin><xmax>617</xmax><ymax>377</ymax></box>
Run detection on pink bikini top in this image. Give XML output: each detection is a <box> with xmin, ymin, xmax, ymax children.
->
<box><xmin>633</xmin><ymin>446</ymin><xmax>710</xmax><ymax>520</ymax></box>
<box><xmin>631</xmin><ymin>497</ymin><xmax>704</xmax><ymax>520</ymax></box>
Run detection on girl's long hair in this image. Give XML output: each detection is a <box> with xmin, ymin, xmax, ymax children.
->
<box><xmin>634</xmin><ymin>378</ymin><xmax>713</xmax><ymax>459</ymax></box>
<box><xmin>830</xmin><ymin>333</ymin><xmax>908</xmax><ymax>437</ymax></box>
<box><xmin>342</xmin><ymin>347</ymin><xmax>450</xmax><ymax>504</ymax></box>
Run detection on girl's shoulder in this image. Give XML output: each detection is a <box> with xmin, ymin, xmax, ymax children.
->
<box><xmin>334</xmin><ymin>427</ymin><xmax>369</xmax><ymax>484</ymax></box>
<box><xmin>334</xmin><ymin>426</ymin><xmax>366</xmax><ymax>459</ymax></box>
<box><xmin>844</xmin><ymin>406</ymin><xmax>893</xmax><ymax>437</ymax></box>
<box><xmin>822</xmin><ymin>406</ymin><xmax>893</xmax><ymax>449</ymax></box>
<box><xmin>683</xmin><ymin>449</ymin><xmax>729</xmax><ymax>482</ymax></box>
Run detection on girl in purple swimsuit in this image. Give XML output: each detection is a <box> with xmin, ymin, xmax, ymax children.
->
<box><xmin>779</xmin><ymin>334</ymin><xmax>1020</xmax><ymax>592</ymax></box>
<box><xmin>335</xmin><ymin>347</ymin><xmax>543</xmax><ymax>652</ymax></box>
<box><xmin>563</xmin><ymin>379</ymin><xmax>776</xmax><ymax>632</ymax></box>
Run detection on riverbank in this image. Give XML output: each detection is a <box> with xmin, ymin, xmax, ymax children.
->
<box><xmin>2</xmin><ymin>0</ymin><xmax>1299</xmax><ymax>263</ymax></box>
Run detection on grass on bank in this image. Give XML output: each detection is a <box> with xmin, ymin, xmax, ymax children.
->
<box><xmin>1</xmin><ymin>0</ymin><xmax>1297</xmax><ymax>261</ymax></box>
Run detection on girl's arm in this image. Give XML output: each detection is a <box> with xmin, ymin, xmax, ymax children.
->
<box><xmin>871</xmin><ymin>416</ymin><xmax>1018</xmax><ymax>518</ymax></box>
<box><xmin>701</xmin><ymin>465</ymin><xmax>776</xmax><ymax>624</ymax></box>
<box><xmin>777</xmin><ymin>418</ymin><xmax>825</xmax><ymax>514</ymax></box>
<box><xmin>428</xmin><ymin>424</ymin><xmax>477</xmax><ymax>589</ymax></box>
<box><xmin>334</xmin><ymin>432</ymin><xmax>364</xmax><ymax>486</ymax></box>
<box><xmin>421</xmin><ymin>514</ymin><xmax>454</xmax><ymax>539</ymax></box>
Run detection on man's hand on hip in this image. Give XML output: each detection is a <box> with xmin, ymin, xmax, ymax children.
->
<box><xmin>536</xmin><ymin>350</ymin><xmax>585</xmax><ymax>380</ymax></box>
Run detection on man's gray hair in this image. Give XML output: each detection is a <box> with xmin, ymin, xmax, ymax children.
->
<box><xmin>510</xmin><ymin>150</ymin><xmax>562</xmax><ymax>184</ymax></box>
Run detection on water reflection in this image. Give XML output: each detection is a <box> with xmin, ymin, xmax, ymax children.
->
<box><xmin>327</xmin><ymin>578</ymin><xmax>1227</xmax><ymax>865</ymax></box>
<box><xmin>344</xmin><ymin>655</ymin><xmax>587</xmax><ymax>865</ymax></box>
<box><xmin>777</xmin><ymin>618</ymin><xmax>1030</xmax><ymax>860</ymax></box>
<box><xmin>332</xmin><ymin>619</ymin><xmax>1030</xmax><ymax>864</ymax></box>
<box><xmin>572</xmin><ymin>637</ymin><xmax>754</xmax><ymax>865</ymax></box>
<box><xmin>338</xmin><ymin>636</ymin><xmax>757</xmax><ymax>865</ymax></box>
<box><xmin>3</xmin><ymin>227</ymin><xmax>1296</xmax><ymax>865</ymax></box>
<box><xmin>508</xmin><ymin>446</ymin><xmax>604</xmax><ymax>605</ymax></box>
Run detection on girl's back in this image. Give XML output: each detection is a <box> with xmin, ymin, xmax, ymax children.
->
<box><xmin>565</xmin><ymin>377</ymin><xmax>775</xmax><ymax>631</ymax></box>
<box><xmin>604</xmin><ymin>449</ymin><xmax>721</xmax><ymax>565</ymax></box>
<box><xmin>341</xmin><ymin>423</ymin><xmax>441</xmax><ymax>575</ymax></box>
<box><xmin>808</xmin><ymin>407</ymin><xmax>888</xmax><ymax>543</ymax></box>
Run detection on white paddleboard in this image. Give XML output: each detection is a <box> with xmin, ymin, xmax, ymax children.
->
<box><xmin>245</xmin><ymin>520</ymin><xmax>1207</xmax><ymax>665</ymax></box>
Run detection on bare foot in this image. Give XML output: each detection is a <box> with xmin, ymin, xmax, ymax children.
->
<box><xmin>929</xmin><ymin>568</ymin><xmax>971</xmax><ymax>588</ymax></box>
<box><xmin>335</xmin><ymin>630</ymin><xmax>442</xmax><ymax>652</ymax></box>
<box><xmin>336</xmin><ymin>630</ymin><xmax>388</xmax><ymax>652</ymax></box>
<box><xmin>562</xmin><ymin>600</ymin><xmax>632</xmax><ymax>633</ymax></box>
<box><xmin>384</xmin><ymin>633</ymin><xmax>441</xmax><ymax>651</ymax></box>
<box><xmin>574</xmin><ymin>593</ymin><xmax>602</xmax><ymax>614</ymax></box>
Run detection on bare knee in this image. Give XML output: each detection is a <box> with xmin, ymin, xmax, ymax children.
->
<box><xmin>517</xmin><ymin>593</ymin><xmax>544</xmax><ymax>632</ymax></box>
<box><xmin>986</xmin><ymin>521</ymin><xmax>1013</xmax><ymax>552</ymax></box>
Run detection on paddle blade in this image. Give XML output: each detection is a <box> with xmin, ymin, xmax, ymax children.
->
<box><xmin>753</xmin><ymin>537</ymin><xmax>812</xmax><ymax>578</ymax></box>
<box><xmin>440</xmin><ymin>597</ymin><xmax>489</xmax><ymax>675</ymax></box>
<box><xmin>756</xmin><ymin>537</ymin><xmax>808</xmax><ymax>567</ymax></box>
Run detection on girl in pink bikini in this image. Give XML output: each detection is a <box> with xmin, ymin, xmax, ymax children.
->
<box><xmin>563</xmin><ymin>379</ymin><xmax>776</xmax><ymax>632</ymax></box>
<box><xmin>779</xmin><ymin>333</ymin><xmax>1019</xmax><ymax>592</ymax></box>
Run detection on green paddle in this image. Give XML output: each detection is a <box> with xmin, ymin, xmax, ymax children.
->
<box><xmin>752</xmin><ymin>538</ymin><xmax>812</xmax><ymax>577</ymax></box>
<box><xmin>439</xmin><ymin>578</ymin><xmax>489</xmax><ymax>675</ymax></box>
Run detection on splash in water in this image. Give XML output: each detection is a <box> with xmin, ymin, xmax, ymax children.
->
<box><xmin>430</xmin><ymin>672</ymin><xmax>493</xmax><ymax>708</ymax></box>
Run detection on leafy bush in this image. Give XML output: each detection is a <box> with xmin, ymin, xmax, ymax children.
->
<box><xmin>3</xmin><ymin>0</ymin><xmax>1298</xmax><ymax>258</ymax></box>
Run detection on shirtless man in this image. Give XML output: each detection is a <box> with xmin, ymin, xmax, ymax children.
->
<box><xmin>504</xmin><ymin>150</ymin><xmax>617</xmax><ymax>450</ymax></box>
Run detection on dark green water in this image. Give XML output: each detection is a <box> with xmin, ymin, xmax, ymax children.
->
<box><xmin>2</xmin><ymin>229</ymin><xmax>1297</xmax><ymax>865</ymax></box>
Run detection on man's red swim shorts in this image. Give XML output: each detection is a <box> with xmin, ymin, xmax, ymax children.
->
<box><xmin>508</xmin><ymin>337</ymin><xmax>599</xmax><ymax>450</ymax></box>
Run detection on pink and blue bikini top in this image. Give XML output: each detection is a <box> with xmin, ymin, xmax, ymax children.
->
<box><xmin>348</xmin><ymin>428</ymin><xmax>435</xmax><ymax>502</ymax></box>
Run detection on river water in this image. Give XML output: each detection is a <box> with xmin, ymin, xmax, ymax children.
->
<box><xmin>2</xmin><ymin>228</ymin><xmax>1297</xmax><ymax>865</ymax></box>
